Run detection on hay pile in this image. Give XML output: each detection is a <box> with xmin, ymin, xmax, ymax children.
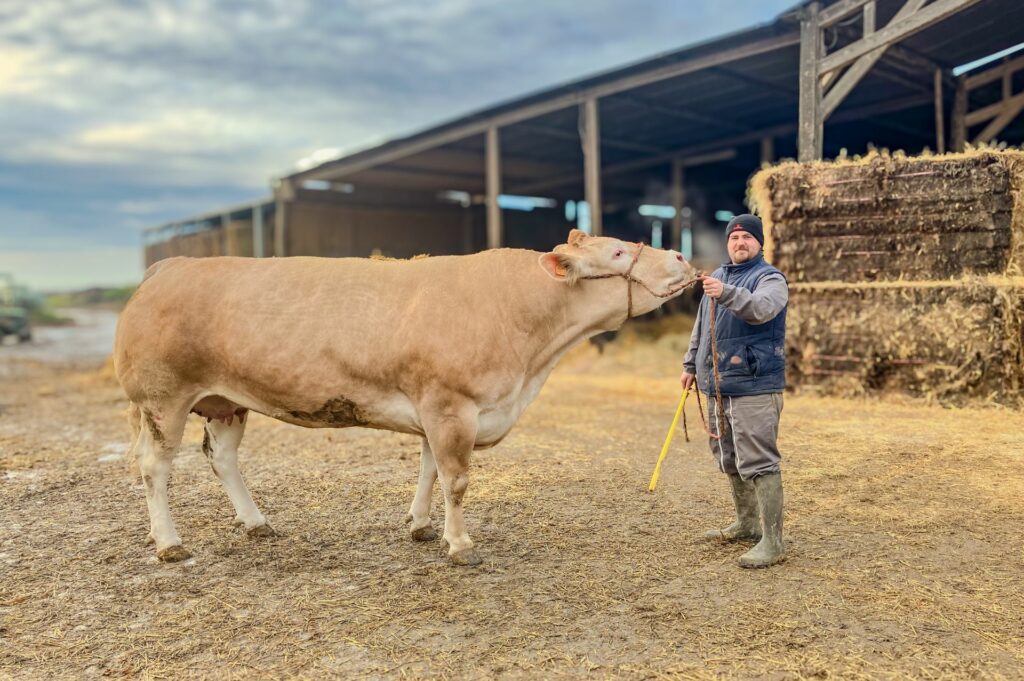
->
<box><xmin>751</xmin><ymin>149</ymin><xmax>1024</xmax><ymax>403</ymax></box>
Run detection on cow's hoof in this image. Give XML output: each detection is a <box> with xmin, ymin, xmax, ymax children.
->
<box><xmin>232</xmin><ymin>515</ymin><xmax>244</xmax><ymax>527</ymax></box>
<box><xmin>246</xmin><ymin>524</ymin><xmax>277</xmax><ymax>539</ymax></box>
<box><xmin>449</xmin><ymin>548</ymin><xmax>482</xmax><ymax>566</ymax></box>
<box><xmin>157</xmin><ymin>545</ymin><xmax>191</xmax><ymax>562</ymax></box>
<box><xmin>411</xmin><ymin>526</ymin><xmax>437</xmax><ymax>542</ymax></box>
<box><xmin>144</xmin><ymin>533</ymin><xmax>155</xmax><ymax>546</ymax></box>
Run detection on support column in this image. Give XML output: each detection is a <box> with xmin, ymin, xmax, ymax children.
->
<box><xmin>582</xmin><ymin>97</ymin><xmax>603</xmax><ymax>236</ymax></box>
<box><xmin>486</xmin><ymin>126</ymin><xmax>503</xmax><ymax>250</ymax></box>
<box><xmin>670</xmin><ymin>159</ymin><xmax>684</xmax><ymax>253</ymax></box>
<box><xmin>252</xmin><ymin>205</ymin><xmax>265</xmax><ymax>258</ymax></box>
<box><xmin>798</xmin><ymin>2</ymin><xmax>823</xmax><ymax>162</ymax></box>
<box><xmin>934</xmin><ymin>68</ymin><xmax>946</xmax><ymax>154</ymax></box>
<box><xmin>273</xmin><ymin>179</ymin><xmax>295</xmax><ymax>258</ymax></box>
<box><xmin>951</xmin><ymin>76</ymin><xmax>967</xmax><ymax>152</ymax></box>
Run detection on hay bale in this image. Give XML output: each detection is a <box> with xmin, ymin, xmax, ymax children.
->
<box><xmin>751</xmin><ymin>149</ymin><xmax>1024</xmax><ymax>283</ymax></box>
<box><xmin>786</xmin><ymin>277</ymin><xmax>1024</xmax><ymax>403</ymax></box>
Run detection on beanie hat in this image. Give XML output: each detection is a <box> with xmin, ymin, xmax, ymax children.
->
<box><xmin>725</xmin><ymin>214</ymin><xmax>764</xmax><ymax>247</ymax></box>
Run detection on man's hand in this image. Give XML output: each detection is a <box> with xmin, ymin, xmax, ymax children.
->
<box><xmin>701</xmin><ymin>275</ymin><xmax>724</xmax><ymax>299</ymax></box>
<box><xmin>680</xmin><ymin>370</ymin><xmax>696</xmax><ymax>391</ymax></box>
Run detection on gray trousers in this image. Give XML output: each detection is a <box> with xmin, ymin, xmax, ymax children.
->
<box><xmin>707</xmin><ymin>392</ymin><xmax>783</xmax><ymax>481</ymax></box>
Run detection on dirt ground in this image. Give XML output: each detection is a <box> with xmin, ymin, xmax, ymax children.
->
<box><xmin>1</xmin><ymin>322</ymin><xmax>1023</xmax><ymax>680</ymax></box>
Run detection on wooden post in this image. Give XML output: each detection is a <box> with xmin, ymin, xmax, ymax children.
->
<box><xmin>934</xmin><ymin>68</ymin><xmax>946</xmax><ymax>154</ymax></box>
<box><xmin>273</xmin><ymin>179</ymin><xmax>296</xmax><ymax>257</ymax></box>
<box><xmin>760</xmin><ymin>136</ymin><xmax>774</xmax><ymax>165</ymax></box>
<box><xmin>582</xmin><ymin>97</ymin><xmax>603</xmax><ymax>236</ymax></box>
<box><xmin>670</xmin><ymin>159</ymin><xmax>684</xmax><ymax>252</ymax></box>
<box><xmin>252</xmin><ymin>205</ymin><xmax>265</xmax><ymax>258</ymax></box>
<box><xmin>951</xmin><ymin>76</ymin><xmax>967</xmax><ymax>152</ymax></box>
<box><xmin>798</xmin><ymin>2</ymin><xmax>823</xmax><ymax>162</ymax></box>
<box><xmin>273</xmin><ymin>204</ymin><xmax>287</xmax><ymax>257</ymax></box>
<box><xmin>485</xmin><ymin>126</ymin><xmax>503</xmax><ymax>250</ymax></box>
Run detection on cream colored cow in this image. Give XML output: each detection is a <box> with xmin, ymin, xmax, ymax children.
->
<box><xmin>114</xmin><ymin>229</ymin><xmax>696</xmax><ymax>565</ymax></box>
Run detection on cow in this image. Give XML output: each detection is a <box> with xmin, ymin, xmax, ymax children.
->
<box><xmin>114</xmin><ymin>229</ymin><xmax>697</xmax><ymax>565</ymax></box>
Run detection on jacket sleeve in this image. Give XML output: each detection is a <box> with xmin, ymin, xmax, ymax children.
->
<box><xmin>716</xmin><ymin>273</ymin><xmax>788</xmax><ymax>325</ymax></box>
<box><xmin>682</xmin><ymin>299</ymin><xmax>703</xmax><ymax>374</ymax></box>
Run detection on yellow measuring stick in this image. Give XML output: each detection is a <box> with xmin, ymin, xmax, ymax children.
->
<box><xmin>648</xmin><ymin>389</ymin><xmax>689</xmax><ymax>492</ymax></box>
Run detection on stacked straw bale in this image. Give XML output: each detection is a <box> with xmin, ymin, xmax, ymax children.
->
<box><xmin>750</xmin><ymin>150</ymin><xmax>1024</xmax><ymax>403</ymax></box>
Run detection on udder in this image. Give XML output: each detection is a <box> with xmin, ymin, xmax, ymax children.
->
<box><xmin>191</xmin><ymin>395</ymin><xmax>248</xmax><ymax>424</ymax></box>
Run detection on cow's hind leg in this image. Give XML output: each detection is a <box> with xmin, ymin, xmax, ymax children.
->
<box><xmin>203</xmin><ymin>411</ymin><xmax>274</xmax><ymax>538</ymax></box>
<box><xmin>137</xmin><ymin>402</ymin><xmax>190</xmax><ymax>562</ymax></box>
<box><xmin>422</xmin><ymin>399</ymin><xmax>481</xmax><ymax>566</ymax></box>
<box><xmin>407</xmin><ymin>438</ymin><xmax>438</xmax><ymax>541</ymax></box>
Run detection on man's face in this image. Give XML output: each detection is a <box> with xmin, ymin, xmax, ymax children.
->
<box><xmin>727</xmin><ymin>230</ymin><xmax>760</xmax><ymax>264</ymax></box>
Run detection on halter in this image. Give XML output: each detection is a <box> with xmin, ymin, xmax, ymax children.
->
<box><xmin>580</xmin><ymin>242</ymin><xmax>701</xmax><ymax>319</ymax></box>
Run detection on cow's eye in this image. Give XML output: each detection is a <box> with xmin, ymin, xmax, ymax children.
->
<box><xmin>613</xmin><ymin>249</ymin><xmax>624</xmax><ymax>258</ymax></box>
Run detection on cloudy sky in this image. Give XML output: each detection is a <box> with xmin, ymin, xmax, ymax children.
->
<box><xmin>0</xmin><ymin>0</ymin><xmax>794</xmax><ymax>291</ymax></box>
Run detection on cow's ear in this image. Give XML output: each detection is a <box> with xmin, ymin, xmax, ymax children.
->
<box><xmin>539</xmin><ymin>252</ymin><xmax>579</xmax><ymax>284</ymax></box>
<box><xmin>567</xmin><ymin>229</ymin><xmax>589</xmax><ymax>247</ymax></box>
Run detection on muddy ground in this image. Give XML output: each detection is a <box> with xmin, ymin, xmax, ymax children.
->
<box><xmin>1</xmin><ymin>319</ymin><xmax>1022</xmax><ymax>679</ymax></box>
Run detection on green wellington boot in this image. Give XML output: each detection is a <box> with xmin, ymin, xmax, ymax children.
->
<box><xmin>704</xmin><ymin>473</ymin><xmax>762</xmax><ymax>542</ymax></box>
<box><xmin>739</xmin><ymin>473</ymin><xmax>785</xmax><ymax>568</ymax></box>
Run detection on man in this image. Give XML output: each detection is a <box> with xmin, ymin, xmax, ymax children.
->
<box><xmin>680</xmin><ymin>214</ymin><xmax>788</xmax><ymax>568</ymax></box>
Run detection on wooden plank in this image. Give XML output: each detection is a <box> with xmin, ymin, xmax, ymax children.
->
<box><xmin>288</xmin><ymin>32</ymin><xmax>799</xmax><ymax>184</ymax></box>
<box><xmin>863</xmin><ymin>1</ymin><xmax>876</xmax><ymax>34</ymax></box>
<box><xmin>819</xmin><ymin>0</ymin><xmax>982</xmax><ymax>75</ymax></box>
<box><xmin>821</xmin><ymin>0</ymin><xmax>928</xmax><ymax>119</ymax></box>
<box><xmin>486</xmin><ymin>126</ymin><xmax>503</xmax><ymax>249</ymax></box>
<box><xmin>964</xmin><ymin>53</ymin><xmax>1024</xmax><ymax>90</ymax></box>
<box><xmin>582</xmin><ymin>98</ymin><xmax>603</xmax><ymax>236</ymax></box>
<box><xmin>820</xmin><ymin>0</ymin><xmax>875</xmax><ymax>27</ymax></box>
<box><xmin>952</xmin><ymin>77</ymin><xmax>968</xmax><ymax>151</ymax></box>
<box><xmin>965</xmin><ymin>90</ymin><xmax>1024</xmax><ymax>126</ymax></box>
<box><xmin>798</xmin><ymin>2</ymin><xmax>823</xmax><ymax>161</ymax></box>
<box><xmin>934</xmin><ymin>68</ymin><xmax>946</xmax><ymax>154</ymax></box>
<box><xmin>973</xmin><ymin>99</ymin><xmax>1024</xmax><ymax>144</ymax></box>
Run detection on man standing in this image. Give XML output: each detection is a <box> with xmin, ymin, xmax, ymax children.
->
<box><xmin>680</xmin><ymin>214</ymin><xmax>788</xmax><ymax>568</ymax></box>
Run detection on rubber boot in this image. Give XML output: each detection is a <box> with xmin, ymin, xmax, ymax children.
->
<box><xmin>704</xmin><ymin>473</ymin><xmax>761</xmax><ymax>542</ymax></box>
<box><xmin>739</xmin><ymin>473</ymin><xmax>785</xmax><ymax>568</ymax></box>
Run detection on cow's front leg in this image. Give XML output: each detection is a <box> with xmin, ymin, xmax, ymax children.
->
<box><xmin>407</xmin><ymin>438</ymin><xmax>438</xmax><ymax>541</ymax></box>
<box><xmin>422</xmin><ymin>399</ymin><xmax>481</xmax><ymax>566</ymax></box>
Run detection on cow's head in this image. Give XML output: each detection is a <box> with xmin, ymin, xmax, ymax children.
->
<box><xmin>539</xmin><ymin>229</ymin><xmax>697</xmax><ymax>315</ymax></box>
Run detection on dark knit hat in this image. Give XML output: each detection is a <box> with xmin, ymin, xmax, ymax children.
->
<box><xmin>724</xmin><ymin>214</ymin><xmax>764</xmax><ymax>246</ymax></box>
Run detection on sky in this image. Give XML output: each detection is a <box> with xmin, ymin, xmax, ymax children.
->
<box><xmin>0</xmin><ymin>0</ymin><xmax>796</xmax><ymax>291</ymax></box>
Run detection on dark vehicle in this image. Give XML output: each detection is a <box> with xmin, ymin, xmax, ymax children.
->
<box><xmin>0</xmin><ymin>306</ymin><xmax>32</xmax><ymax>343</ymax></box>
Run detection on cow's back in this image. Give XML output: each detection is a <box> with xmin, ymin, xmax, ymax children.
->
<box><xmin>114</xmin><ymin>251</ymin><xmax>548</xmax><ymax>408</ymax></box>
